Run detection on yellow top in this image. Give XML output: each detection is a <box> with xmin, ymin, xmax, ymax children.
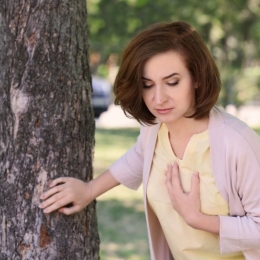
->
<box><xmin>147</xmin><ymin>123</ymin><xmax>244</xmax><ymax>260</ymax></box>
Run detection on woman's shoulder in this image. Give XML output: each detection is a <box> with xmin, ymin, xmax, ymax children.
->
<box><xmin>137</xmin><ymin>122</ymin><xmax>161</xmax><ymax>149</ymax></box>
<box><xmin>140</xmin><ymin>122</ymin><xmax>161</xmax><ymax>135</ymax></box>
<box><xmin>210</xmin><ymin>106</ymin><xmax>260</xmax><ymax>151</ymax></box>
<box><xmin>210</xmin><ymin>106</ymin><xmax>248</xmax><ymax>128</ymax></box>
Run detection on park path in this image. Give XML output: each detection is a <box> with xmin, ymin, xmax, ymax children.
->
<box><xmin>95</xmin><ymin>104</ymin><xmax>140</xmax><ymax>128</ymax></box>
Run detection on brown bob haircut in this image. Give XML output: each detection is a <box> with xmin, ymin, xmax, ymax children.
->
<box><xmin>114</xmin><ymin>21</ymin><xmax>221</xmax><ymax>125</ymax></box>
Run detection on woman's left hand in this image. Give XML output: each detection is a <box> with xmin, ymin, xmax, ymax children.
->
<box><xmin>165</xmin><ymin>162</ymin><xmax>201</xmax><ymax>227</ymax></box>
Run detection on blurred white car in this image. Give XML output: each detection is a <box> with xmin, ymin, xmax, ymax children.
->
<box><xmin>91</xmin><ymin>76</ymin><xmax>112</xmax><ymax>118</ymax></box>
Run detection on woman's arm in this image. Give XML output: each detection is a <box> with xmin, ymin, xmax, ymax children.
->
<box><xmin>39</xmin><ymin>170</ymin><xmax>119</xmax><ymax>215</ymax></box>
<box><xmin>39</xmin><ymin>125</ymin><xmax>146</xmax><ymax>215</ymax></box>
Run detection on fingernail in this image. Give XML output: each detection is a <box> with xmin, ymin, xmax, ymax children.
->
<box><xmin>38</xmin><ymin>203</ymin><xmax>43</xmax><ymax>208</ymax></box>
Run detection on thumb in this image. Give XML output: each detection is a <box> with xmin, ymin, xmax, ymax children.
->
<box><xmin>190</xmin><ymin>172</ymin><xmax>200</xmax><ymax>196</ymax></box>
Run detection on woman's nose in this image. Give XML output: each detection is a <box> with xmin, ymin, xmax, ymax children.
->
<box><xmin>154</xmin><ymin>86</ymin><xmax>167</xmax><ymax>104</ymax></box>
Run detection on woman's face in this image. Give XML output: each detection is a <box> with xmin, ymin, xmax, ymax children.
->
<box><xmin>142</xmin><ymin>51</ymin><xmax>197</xmax><ymax>126</ymax></box>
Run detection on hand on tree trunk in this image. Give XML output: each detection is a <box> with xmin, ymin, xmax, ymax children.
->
<box><xmin>39</xmin><ymin>177</ymin><xmax>94</xmax><ymax>215</ymax></box>
<box><xmin>39</xmin><ymin>170</ymin><xmax>120</xmax><ymax>215</ymax></box>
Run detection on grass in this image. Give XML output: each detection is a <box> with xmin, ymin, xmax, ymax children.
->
<box><xmin>93</xmin><ymin>127</ymin><xmax>150</xmax><ymax>260</ymax></box>
<box><xmin>94</xmin><ymin>128</ymin><xmax>140</xmax><ymax>176</ymax></box>
<box><xmin>254</xmin><ymin>126</ymin><xmax>260</xmax><ymax>135</ymax></box>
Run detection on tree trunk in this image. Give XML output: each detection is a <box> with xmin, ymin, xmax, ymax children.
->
<box><xmin>0</xmin><ymin>0</ymin><xmax>99</xmax><ymax>259</ymax></box>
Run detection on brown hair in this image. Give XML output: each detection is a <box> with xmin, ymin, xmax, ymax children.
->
<box><xmin>114</xmin><ymin>21</ymin><xmax>221</xmax><ymax>125</ymax></box>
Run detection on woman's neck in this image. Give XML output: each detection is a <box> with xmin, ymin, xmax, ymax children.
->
<box><xmin>165</xmin><ymin>117</ymin><xmax>209</xmax><ymax>138</ymax></box>
<box><xmin>166</xmin><ymin>117</ymin><xmax>209</xmax><ymax>159</ymax></box>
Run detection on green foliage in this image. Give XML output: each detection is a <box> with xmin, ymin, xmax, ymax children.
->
<box><xmin>96</xmin><ymin>63</ymin><xmax>109</xmax><ymax>78</ymax></box>
<box><xmin>87</xmin><ymin>0</ymin><xmax>260</xmax><ymax>106</ymax></box>
<box><xmin>254</xmin><ymin>127</ymin><xmax>260</xmax><ymax>135</ymax></box>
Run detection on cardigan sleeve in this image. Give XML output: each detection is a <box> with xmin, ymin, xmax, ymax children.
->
<box><xmin>108</xmin><ymin>126</ymin><xmax>144</xmax><ymax>190</ymax></box>
<box><xmin>219</xmin><ymin>126</ymin><xmax>260</xmax><ymax>255</ymax></box>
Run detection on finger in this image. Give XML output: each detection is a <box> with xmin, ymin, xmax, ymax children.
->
<box><xmin>165</xmin><ymin>164</ymin><xmax>171</xmax><ymax>177</ymax></box>
<box><xmin>165</xmin><ymin>164</ymin><xmax>173</xmax><ymax>189</ymax></box>
<box><xmin>40</xmin><ymin>184</ymin><xmax>65</xmax><ymax>200</ymax></box>
<box><xmin>49</xmin><ymin>177</ymin><xmax>71</xmax><ymax>187</ymax></box>
<box><xmin>171</xmin><ymin>162</ymin><xmax>183</xmax><ymax>192</ymax></box>
<box><xmin>39</xmin><ymin>191</ymin><xmax>64</xmax><ymax>209</ymax></box>
<box><xmin>42</xmin><ymin>196</ymin><xmax>72</xmax><ymax>214</ymax></box>
<box><xmin>165</xmin><ymin>164</ymin><xmax>172</xmax><ymax>180</ymax></box>
<box><xmin>190</xmin><ymin>172</ymin><xmax>200</xmax><ymax>196</ymax></box>
<box><xmin>171</xmin><ymin>161</ymin><xmax>180</xmax><ymax>178</ymax></box>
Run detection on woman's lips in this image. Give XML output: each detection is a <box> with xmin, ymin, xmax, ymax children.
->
<box><xmin>155</xmin><ymin>108</ymin><xmax>173</xmax><ymax>114</ymax></box>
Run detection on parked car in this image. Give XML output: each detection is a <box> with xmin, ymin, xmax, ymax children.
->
<box><xmin>91</xmin><ymin>76</ymin><xmax>112</xmax><ymax>118</ymax></box>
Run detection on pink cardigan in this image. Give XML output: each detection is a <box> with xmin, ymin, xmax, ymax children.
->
<box><xmin>109</xmin><ymin>106</ymin><xmax>260</xmax><ymax>260</ymax></box>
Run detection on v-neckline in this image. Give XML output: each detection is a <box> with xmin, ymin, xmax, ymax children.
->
<box><xmin>161</xmin><ymin>123</ymin><xmax>208</xmax><ymax>162</ymax></box>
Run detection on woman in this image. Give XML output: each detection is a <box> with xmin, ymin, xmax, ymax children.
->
<box><xmin>40</xmin><ymin>21</ymin><xmax>260</xmax><ymax>259</ymax></box>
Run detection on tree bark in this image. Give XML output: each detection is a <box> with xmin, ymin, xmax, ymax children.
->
<box><xmin>0</xmin><ymin>0</ymin><xmax>99</xmax><ymax>259</ymax></box>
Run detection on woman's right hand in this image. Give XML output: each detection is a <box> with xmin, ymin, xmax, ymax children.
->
<box><xmin>39</xmin><ymin>177</ymin><xmax>94</xmax><ymax>215</ymax></box>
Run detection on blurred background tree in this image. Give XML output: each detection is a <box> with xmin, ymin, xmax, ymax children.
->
<box><xmin>87</xmin><ymin>0</ymin><xmax>260</xmax><ymax>107</ymax></box>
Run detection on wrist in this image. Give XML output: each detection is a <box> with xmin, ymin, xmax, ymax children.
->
<box><xmin>185</xmin><ymin>212</ymin><xmax>220</xmax><ymax>234</ymax></box>
<box><xmin>86</xmin><ymin>180</ymin><xmax>95</xmax><ymax>202</ymax></box>
<box><xmin>184</xmin><ymin>211</ymin><xmax>202</xmax><ymax>229</ymax></box>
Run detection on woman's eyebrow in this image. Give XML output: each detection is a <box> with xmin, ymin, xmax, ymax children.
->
<box><xmin>141</xmin><ymin>72</ymin><xmax>180</xmax><ymax>81</ymax></box>
<box><xmin>163</xmin><ymin>72</ymin><xmax>180</xmax><ymax>79</ymax></box>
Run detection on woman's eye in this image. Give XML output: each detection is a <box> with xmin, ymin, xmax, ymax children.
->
<box><xmin>142</xmin><ymin>83</ymin><xmax>153</xmax><ymax>89</ymax></box>
<box><xmin>167</xmin><ymin>81</ymin><xmax>179</xmax><ymax>86</ymax></box>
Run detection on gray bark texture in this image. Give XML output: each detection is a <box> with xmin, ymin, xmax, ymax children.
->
<box><xmin>0</xmin><ymin>0</ymin><xmax>99</xmax><ymax>259</ymax></box>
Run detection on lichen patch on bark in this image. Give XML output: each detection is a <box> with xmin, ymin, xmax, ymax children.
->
<box><xmin>10</xmin><ymin>87</ymin><xmax>30</xmax><ymax>139</ymax></box>
<box><xmin>32</xmin><ymin>167</ymin><xmax>47</xmax><ymax>206</ymax></box>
